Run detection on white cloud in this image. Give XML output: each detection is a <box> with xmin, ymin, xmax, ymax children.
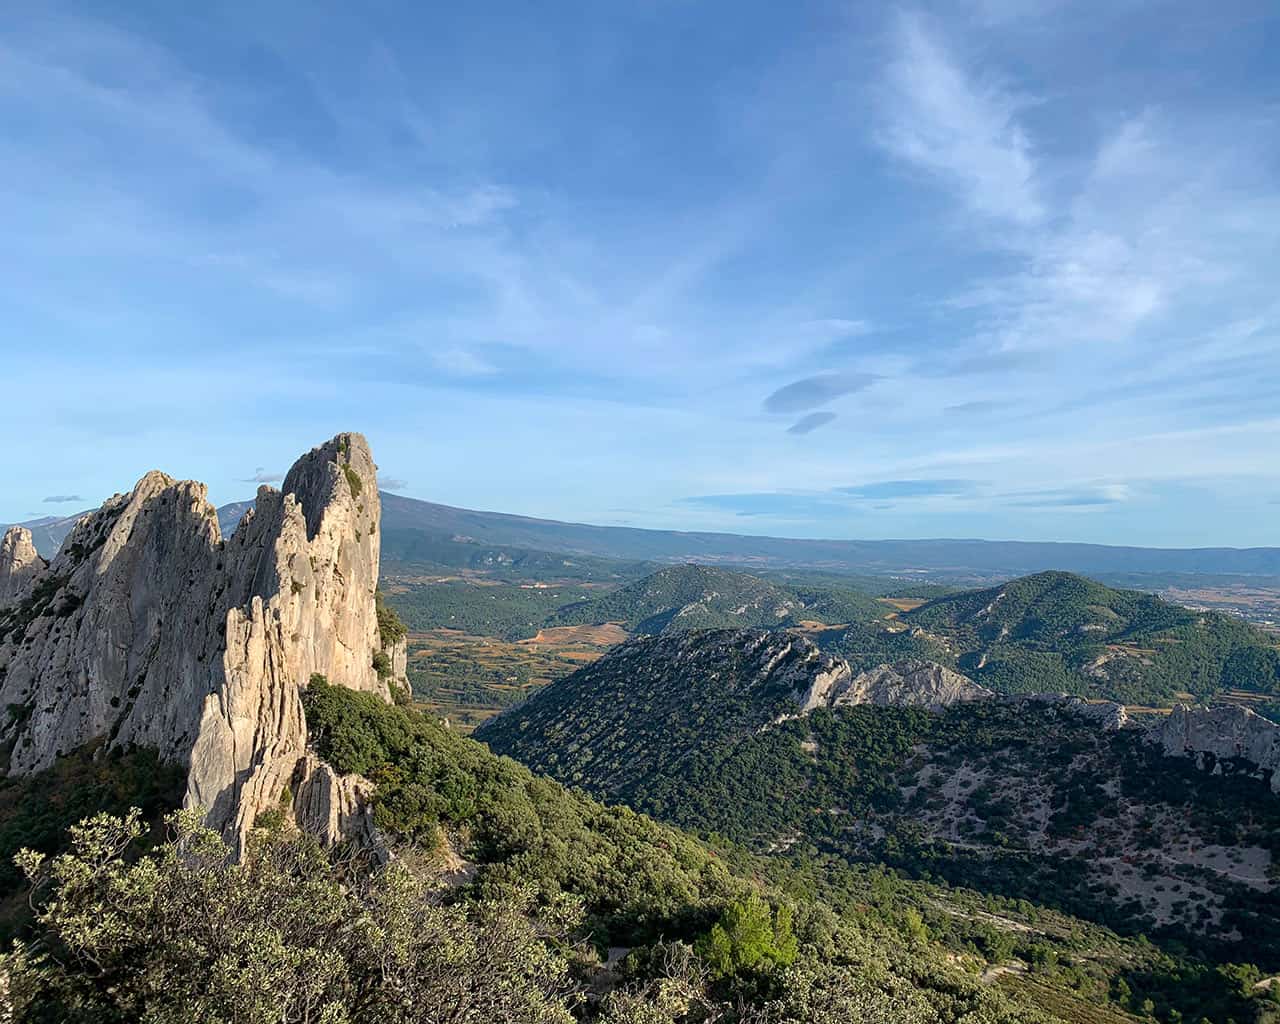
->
<box><xmin>879</xmin><ymin>11</ymin><xmax>1043</xmax><ymax>226</ymax></box>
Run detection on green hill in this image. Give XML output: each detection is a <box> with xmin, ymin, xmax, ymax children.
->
<box><xmin>550</xmin><ymin>563</ymin><xmax>884</xmax><ymax>634</ymax></box>
<box><xmin>901</xmin><ymin>571</ymin><xmax>1280</xmax><ymax>703</ymax></box>
<box><xmin>480</xmin><ymin>634</ymin><xmax>1280</xmax><ymax>1023</ymax></box>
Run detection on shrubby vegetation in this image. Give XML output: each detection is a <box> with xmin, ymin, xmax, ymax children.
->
<box><xmin>387</xmin><ymin>581</ymin><xmax>597</xmax><ymax>640</ymax></box>
<box><xmin>904</xmin><ymin>571</ymin><xmax>1280</xmax><ymax>703</ymax></box>
<box><xmin>2</xmin><ymin>684</ymin><xmax>1075</xmax><ymax>1024</ymax></box>
<box><xmin>5</xmin><ymin>809</ymin><xmax>579</xmax><ymax>1023</ymax></box>
<box><xmin>485</xmin><ymin>671</ymin><xmax>1280</xmax><ymax>1023</ymax></box>
<box><xmin>0</xmin><ymin>743</ymin><xmax>184</xmax><ymax>940</ymax></box>
<box><xmin>376</xmin><ymin>589</ymin><xmax>408</xmax><ymax>649</ymax></box>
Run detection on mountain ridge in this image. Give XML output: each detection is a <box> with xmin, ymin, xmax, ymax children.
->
<box><xmin>16</xmin><ymin>490</ymin><xmax>1280</xmax><ymax>580</ymax></box>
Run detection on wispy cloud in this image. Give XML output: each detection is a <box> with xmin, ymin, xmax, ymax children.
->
<box><xmin>430</xmin><ymin>347</ymin><xmax>499</xmax><ymax>377</ymax></box>
<box><xmin>945</xmin><ymin>400</ymin><xmax>1005</xmax><ymax>416</ymax></box>
<box><xmin>879</xmin><ymin>11</ymin><xmax>1042</xmax><ymax>226</ymax></box>
<box><xmin>1</xmin><ymin>6</ymin><xmax>1277</xmax><ymax>547</ymax></box>
<box><xmin>840</xmin><ymin>479</ymin><xmax>978</xmax><ymax>500</ymax></box>
<box><xmin>1004</xmin><ymin>484</ymin><xmax>1132</xmax><ymax>507</ymax></box>
<box><xmin>787</xmin><ymin>411</ymin><xmax>837</xmax><ymax>435</ymax></box>
<box><xmin>42</xmin><ymin>494</ymin><xmax>82</xmax><ymax>504</ymax></box>
<box><xmin>763</xmin><ymin>373</ymin><xmax>878</xmax><ymax>414</ymax></box>
<box><xmin>241</xmin><ymin>468</ymin><xmax>282</xmax><ymax>484</ymax></box>
<box><xmin>380</xmin><ymin>477</ymin><xmax>408</xmax><ymax>491</ymax></box>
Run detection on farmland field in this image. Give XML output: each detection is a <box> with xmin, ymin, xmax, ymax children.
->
<box><xmin>406</xmin><ymin>626</ymin><xmax>626</xmax><ymax>731</ymax></box>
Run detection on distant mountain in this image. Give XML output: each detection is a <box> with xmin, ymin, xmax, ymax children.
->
<box><xmin>4</xmin><ymin>514</ymin><xmax>86</xmax><ymax>559</ymax></box>
<box><xmin>896</xmin><ymin>570</ymin><xmax>1280</xmax><ymax>703</ymax></box>
<box><xmin>549</xmin><ymin>563</ymin><xmax>884</xmax><ymax>634</ymax></box>
<box><xmin>15</xmin><ymin>488</ymin><xmax>1280</xmax><ymax>579</ymax></box>
<box><xmin>378</xmin><ymin>492</ymin><xmax>1280</xmax><ymax>580</ymax></box>
<box><xmin>216</xmin><ymin>500</ymin><xmax>253</xmax><ymax>537</ymax></box>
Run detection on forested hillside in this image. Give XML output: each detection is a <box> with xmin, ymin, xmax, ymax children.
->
<box><xmin>481</xmin><ymin>641</ymin><xmax>1280</xmax><ymax>1023</ymax></box>
<box><xmin>550</xmin><ymin>563</ymin><xmax>884</xmax><ymax>634</ymax></box>
<box><xmin>7</xmin><ymin>679</ymin><xmax>1104</xmax><ymax>1024</ymax></box>
<box><xmin>902</xmin><ymin>571</ymin><xmax>1280</xmax><ymax>703</ymax></box>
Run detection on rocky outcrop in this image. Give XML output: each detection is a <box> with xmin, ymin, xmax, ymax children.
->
<box><xmin>0</xmin><ymin>433</ymin><xmax>390</xmax><ymax>850</ymax></box>
<box><xmin>292</xmin><ymin>753</ymin><xmax>385</xmax><ymax>858</ymax></box>
<box><xmin>388</xmin><ymin>635</ymin><xmax>409</xmax><ymax>685</ymax></box>
<box><xmin>830</xmin><ymin>660</ymin><xmax>992</xmax><ymax>711</ymax></box>
<box><xmin>0</xmin><ymin>527</ymin><xmax>45</xmax><ymax>607</ymax></box>
<box><xmin>1151</xmin><ymin>703</ymin><xmax>1280</xmax><ymax>793</ymax></box>
<box><xmin>1017</xmin><ymin>693</ymin><xmax>1130</xmax><ymax>730</ymax></box>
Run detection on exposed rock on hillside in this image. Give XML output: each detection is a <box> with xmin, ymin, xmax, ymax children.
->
<box><xmin>480</xmin><ymin>629</ymin><xmax>1001</xmax><ymax>795</ymax></box>
<box><xmin>826</xmin><ymin>659</ymin><xmax>992</xmax><ymax>712</ymax></box>
<box><xmin>0</xmin><ymin>527</ymin><xmax>45</xmax><ymax>606</ymax></box>
<box><xmin>1020</xmin><ymin>692</ymin><xmax>1130</xmax><ymax>730</ymax></box>
<box><xmin>1153</xmin><ymin>703</ymin><xmax>1280</xmax><ymax>794</ymax></box>
<box><xmin>0</xmin><ymin>433</ymin><xmax>400</xmax><ymax>849</ymax></box>
<box><xmin>292</xmin><ymin>752</ymin><xmax>384</xmax><ymax>856</ymax></box>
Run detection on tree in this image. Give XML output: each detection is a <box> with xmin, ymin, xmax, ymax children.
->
<box><xmin>694</xmin><ymin>894</ymin><xmax>798</xmax><ymax>979</ymax></box>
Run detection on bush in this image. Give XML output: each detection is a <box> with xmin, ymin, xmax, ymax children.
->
<box><xmin>5</xmin><ymin>810</ymin><xmax>576</xmax><ymax>1024</ymax></box>
<box><xmin>694</xmin><ymin>893</ymin><xmax>797</xmax><ymax>979</ymax></box>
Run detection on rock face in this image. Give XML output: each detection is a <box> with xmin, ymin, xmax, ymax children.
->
<box><xmin>389</xmin><ymin>636</ymin><xmax>408</xmax><ymax>682</ymax></box>
<box><xmin>1151</xmin><ymin>704</ymin><xmax>1280</xmax><ymax>794</ymax></box>
<box><xmin>828</xmin><ymin>659</ymin><xmax>992</xmax><ymax>712</ymax></box>
<box><xmin>292</xmin><ymin>753</ymin><xmax>384</xmax><ymax>857</ymax></box>
<box><xmin>0</xmin><ymin>433</ymin><xmax>393</xmax><ymax>849</ymax></box>
<box><xmin>0</xmin><ymin>527</ymin><xmax>45</xmax><ymax>607</ymax></box>
<box><xmin>792</xmin><ymin>652</ymin><xmax>989</xmax><ymax>715</ymax></box>
<box><xmin>1018</xmin><ymin>693</ymin><xmax>1130</xmax><ymax>730</ymax></box>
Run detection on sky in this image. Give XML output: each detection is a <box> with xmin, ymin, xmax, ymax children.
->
<box><xmin>2</xmin><ymin>1</ymin><xmax>1279</xmax><ymax>547</ymax></box>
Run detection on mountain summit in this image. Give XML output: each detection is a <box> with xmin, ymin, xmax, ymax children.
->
<box><xmin>0</xmin><ymin>432</ymin><xmax>403</xmax><ymax>850</ymax></box>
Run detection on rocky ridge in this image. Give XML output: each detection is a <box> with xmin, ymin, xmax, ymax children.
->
<box><xmin>0</xmin><ymin>432</ymin><xmax>403</xmax><ymax>850</ymax></box>
<box><xmin>1153</xmin><ymin>703</ymin><xmax>1280</xmax><ymax>793</ymax></box>
<box><xmin>483</xmin><ymin>626</ymin><xmax>1279</xmax><ymax>803</ymax></box>
<box><xmin>805</xmin><ymin>658</ymin><xmax>993</xmax><ymax>712</ymax></box>
<box><xmin>0</xmin><ymin>528</ymin><xmax>45</xmax><ymax>607</ymax></box>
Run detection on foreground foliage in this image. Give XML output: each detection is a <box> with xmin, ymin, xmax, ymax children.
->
<box><xmin>1</xmin><ymin>684</ymin><xmax>1078</xmax><ymax>1023</ymax></box>
<box><xmin>6</xmin><ymin>810</ymin><xmax>578</xmax><ymax>1024</ymax></box>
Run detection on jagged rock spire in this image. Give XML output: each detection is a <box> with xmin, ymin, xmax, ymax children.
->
<box><xmin>0</xmin><ymin>526</ymin><xmax>45</xmax><ymax>607</ymax></box>
<box><xmin>0</xmin><ymin>432</ymin><xmax>394</xmax><ymax>851</ymax></box>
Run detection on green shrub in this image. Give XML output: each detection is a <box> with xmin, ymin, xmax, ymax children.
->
<box><xmin>694</xmin><ymin>893</ymin><xmax>797</xmax><ymax>978</ymax></box>
<box><xmin>343</xmin><ymin>465</ymin><xmax>363</xmax><ymax>499</ymax></box>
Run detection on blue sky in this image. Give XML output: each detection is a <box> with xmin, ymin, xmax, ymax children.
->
<box><xmin>2</xmin><ymin>1</ymin><xmax>1278</xmax><ymax>547</ymax></box>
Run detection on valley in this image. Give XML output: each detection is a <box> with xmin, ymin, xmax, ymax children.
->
<box><xmin>5</xmin><ymin>437</ymin><xmax>1280</xmax><ymax>1023</ymax></box>
<box><xmin>379</xmin><ymin>559</ymin><xmax>1280</xmax><ymax>727</ymax></box>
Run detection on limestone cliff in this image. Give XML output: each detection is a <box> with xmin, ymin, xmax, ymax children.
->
<box><xmin>0</xmin><ymin>527</ymin><xmax>45</xmax><ymax>607</ymax></box>
<box><xmin>1151</xmin><ymin>703</ymin><xmax>1280</xmax><ymax>794</ymax></box>
<box><xmin>0</xmin><ymin>432</ymin><xmax>391</xmax><ymax>849</ymax></box>
<box><xmin>831</xmin><ymin>659</ymin><xmax>993</xmax><ymax>711</ymax></box>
